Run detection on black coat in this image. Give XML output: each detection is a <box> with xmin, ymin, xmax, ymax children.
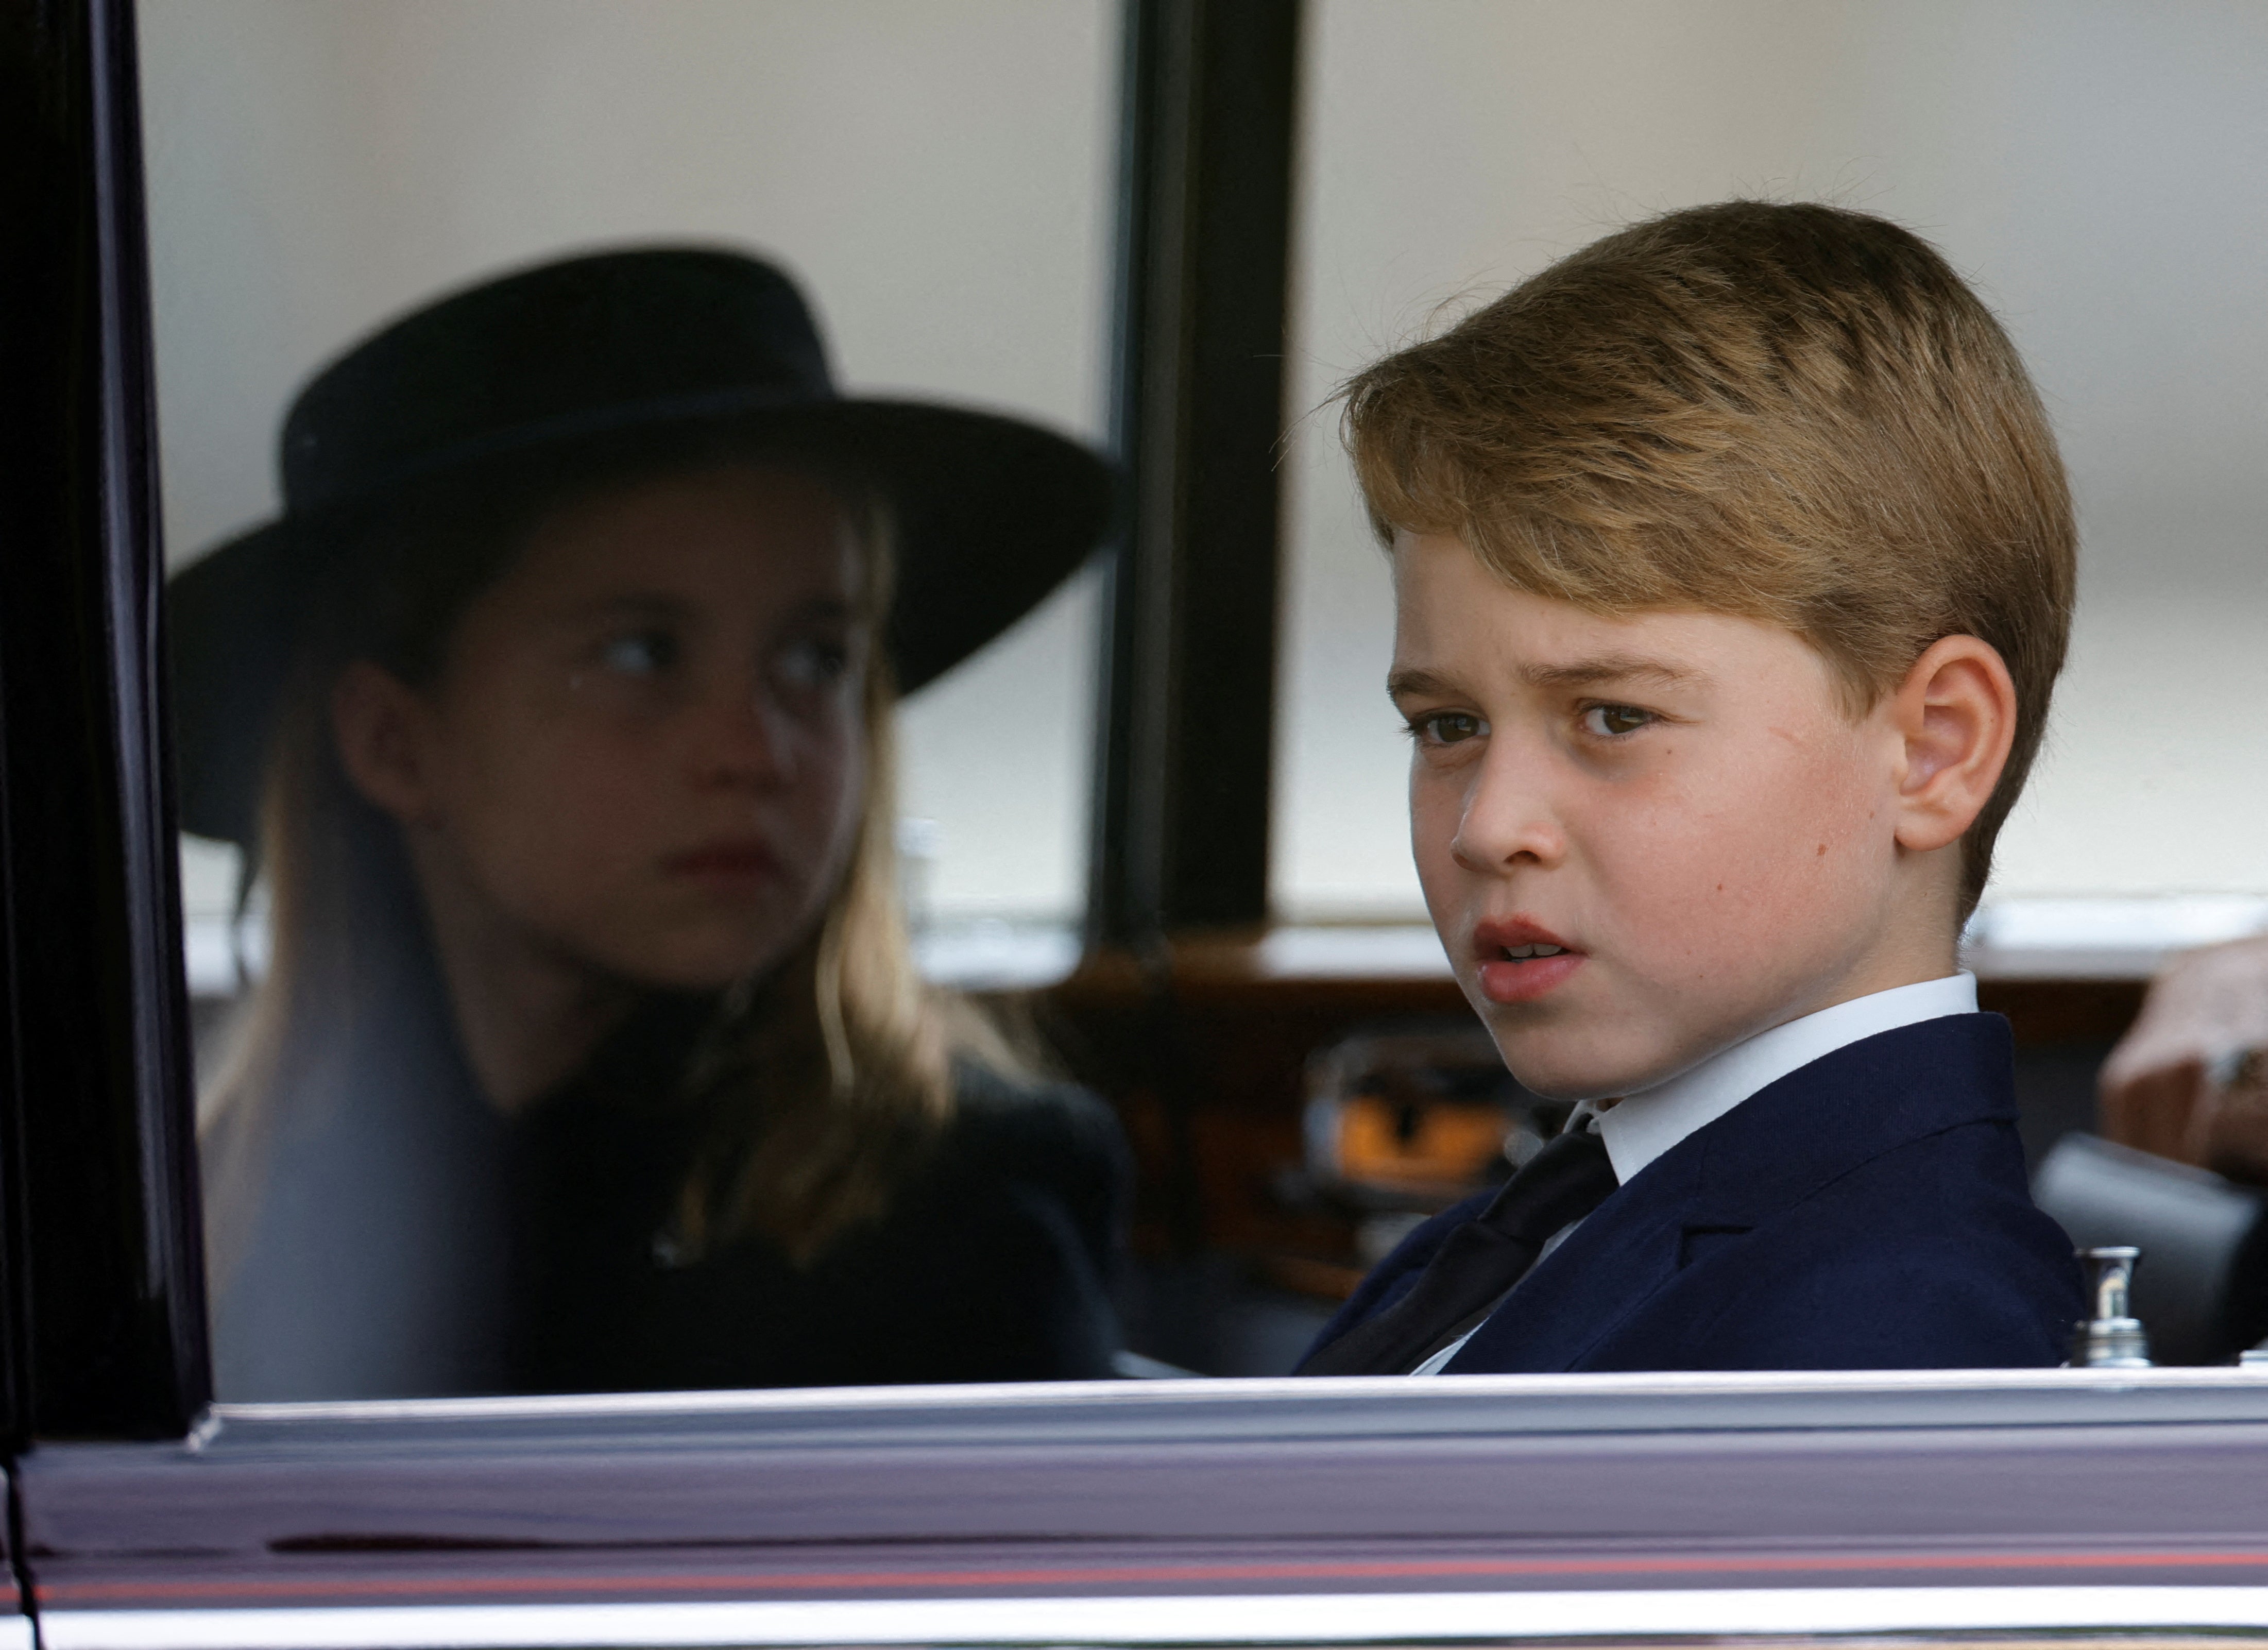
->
<box><xmin>212</xmin><ymin>992</ymin><xmax>1129</xmax><ymax>1400</ymax></box>
<box><xmin>505</xmin><ymin>999</ymin><xmax>1131</xmax><ymax>1391</ymax></box>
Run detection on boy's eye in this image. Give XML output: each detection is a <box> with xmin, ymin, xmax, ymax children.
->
<box><xmin>1582</xmin><ymin>703</ymin><xmax>1653</xmax><ymax>738</ymax></box>
<box><xmin>1417</xmin><ymin>711</ymin><xmax>1485</xmax><ymax>745</ymax></box>
<box><xmin>596</xmin><ymin>629</ymin><xmax>678</xmax><ymax>678</ymax></box>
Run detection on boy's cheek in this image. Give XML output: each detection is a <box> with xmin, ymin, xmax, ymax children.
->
<box><xmin>1628</xmin><ymin>817</ymin><xmax>1882</xmax><ymax>991</ymax></box>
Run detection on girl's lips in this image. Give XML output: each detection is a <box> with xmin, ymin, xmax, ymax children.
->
<box><xmin>662</xmin><ymin>841</ymin><xmax>782</xmax><ymax>886</ymax></box>
<box><xmin>1476</xmin><ymin>950</ymin><xmax>1584</xmax><ymax>1003</ymax></box>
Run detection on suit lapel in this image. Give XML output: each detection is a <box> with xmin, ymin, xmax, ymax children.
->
<box><xmin>1443</xmin><ymin>1144</ymin><xmax>1700</xmax><ymax>1373</ymax></box>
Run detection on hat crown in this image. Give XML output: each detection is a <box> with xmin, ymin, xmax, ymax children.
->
<box><xmin>172</xmin><ymin>243</ymin><xmax>1115</xmax><ymax>850</ymax></box>
<box><xmin>277</xmin><ymin>249</ymin><xmax>836</xmax><ymax>512</ymax></box>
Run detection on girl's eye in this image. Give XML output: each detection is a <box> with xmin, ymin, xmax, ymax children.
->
<box><xmin>774</xmin><ymin>636</ymin><xmax>851</xmax><ymax>692</ymax></box>
<box><xmin>1417</xmin><ymin>711</ymin><xmax>1486</xmax><ymax>745</ymax></box>
<box><xmin>597</xmin><ymin>630</ymin><xmax>677</xmax><ymax>677</ymax></box>
<box><xmin>1582</xmin><ymin>703</ymin><xmax>1653</xmax><ymax>738</ymax></box>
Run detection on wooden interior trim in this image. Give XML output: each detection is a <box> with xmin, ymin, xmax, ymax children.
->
<box><xmin>1020</xmin><ymin>936</ymin><xmax>2148</xmax><ymax>1274</ymax></box>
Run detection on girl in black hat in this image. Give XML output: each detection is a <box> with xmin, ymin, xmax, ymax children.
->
<box><xmin>178</xmin><ymin>249</ymin><xmax>1129</xmax><ymax>1400</ymax></box>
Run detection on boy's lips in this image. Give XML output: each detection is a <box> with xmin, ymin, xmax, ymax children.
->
<box><xmin>1471</xmin><ymin>917</ymin><xmax>1584</xmax><ymax>1004</ymax></box>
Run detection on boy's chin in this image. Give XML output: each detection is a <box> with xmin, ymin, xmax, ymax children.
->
<box><xmin>1486</xmin><ymin>1026</ymin><xmax>1680</xmax><ymax>1105</ymax></box>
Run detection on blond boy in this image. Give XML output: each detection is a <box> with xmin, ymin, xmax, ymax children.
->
<box><xmin>1302</xmin><ymin>202</ymin><xmax>2083</xmax><ymax>1375</ymax></box>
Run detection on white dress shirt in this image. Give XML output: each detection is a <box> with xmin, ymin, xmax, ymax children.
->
<box><xmin>1410</xmin><ymin>972</ymin><xmax>1979</xmax><ymax>1375</ymax></box>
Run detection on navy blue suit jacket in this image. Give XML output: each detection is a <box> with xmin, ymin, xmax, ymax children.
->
<box><xmin>1301</xmin><ymin>1015</ymin><xmax>2083</xmax><ymax>1373</ymax></box>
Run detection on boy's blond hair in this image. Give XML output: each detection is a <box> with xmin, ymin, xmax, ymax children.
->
<box><xmin>1345</xmin><ymin>200</ymin><xmax>2075</xmax><ymax>917</ymax></box>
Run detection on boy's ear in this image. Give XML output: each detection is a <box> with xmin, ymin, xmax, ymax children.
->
<box><xmin>331</xmin><ymin>660</ymin><xmax>443</xmax><ymax>827</ymax></box>
<box><xmin>1888</xmin><ymin>634</ymin><xmax>2018</xmax><ymax>854</ymax></box>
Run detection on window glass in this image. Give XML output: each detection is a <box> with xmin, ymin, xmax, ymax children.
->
<box><xmin>150</xmin><ymin>0</ymin><xmax>1112</xmax><ymax>959</ymax></box>
<box><xmin>1276</xmin><ymin>0</ymin><xmax>2268</xmax><ymax>946</ymax></box>
<box><xmin>142</xmin><ymin>0</ymin><xmax>1119</xmax><ymax>1401</ymax></box>
<box><xmin>141</xmin><ymin>0</ymin><xmax>2264</xmax><ymax>1411</ymax></box>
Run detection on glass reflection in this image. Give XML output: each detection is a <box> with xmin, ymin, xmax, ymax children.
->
<box><xmin>177</xmin><ymin>249</ymin><xmax>1126</xmax><ymax>1399</ymax></box>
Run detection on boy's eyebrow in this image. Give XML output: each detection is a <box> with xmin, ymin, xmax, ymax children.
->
<box><xmin>1520</xmin><ymin>654</ymin><xmax>1704</xmax><ymax>692</ymax></box>
<box><xmin>1385</xmin><ymin>656</ymin><xmax>1704</xmax><ymax>701</ymax></box>
<box><xmin>1384</xmin><ymin>666</ymin><xmax>1459</xmax><ymax>702</ymax></box>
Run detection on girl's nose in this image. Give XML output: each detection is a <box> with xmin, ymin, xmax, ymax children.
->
<box><xmin>687</xmin><ymin>684</ymin><xmax>794</xmax><ymax>790</ymax></box>
<box><xmin>1451</xmin><ymin>740</ymin><xmax>1566</xmax><ymax>873</ymax></box>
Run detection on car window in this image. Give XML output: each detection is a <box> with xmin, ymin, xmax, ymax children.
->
<box><xmin>142</xmin><ymin>0</ymin><xmax>1122</xmax><ymax>1402</ymax></box>
<box><xmin>149</xmin><ymin>0</ymin><xmax>1115</xmax><ymax>981</ymax></box>
<box><xmin>131</xmin><ymin>0</ymin><xmax>2268</xmax><ymax>1416</ymax></box>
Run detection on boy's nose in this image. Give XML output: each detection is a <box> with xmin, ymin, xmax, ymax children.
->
<box><xmin>1451</xmin><ymin>745</ymin><xmax>1566</xmax><ymax>873</ymax></box>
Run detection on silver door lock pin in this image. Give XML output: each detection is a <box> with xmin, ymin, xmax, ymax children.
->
<box><xmin>2070</xmin><ymin>1246</ymin><xmax>2151</xmax><ymax>1368</ymax></box>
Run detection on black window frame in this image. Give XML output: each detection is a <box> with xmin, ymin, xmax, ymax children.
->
<box><xmin>1</xmin><ymin>0</ymin><xmax>207</xmax><ymax>1447</ymax></box>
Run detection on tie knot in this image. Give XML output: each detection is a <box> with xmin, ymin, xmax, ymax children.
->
<box><xmin>1294</xmin><ymin>1118</ymin><xmax>1624</xmax><ymax>1376</ymax></box>
<box><xmin>1480</xmin><ymin>1125</ymin><xmax>1618</xmax><ymax>1247</ymax></box>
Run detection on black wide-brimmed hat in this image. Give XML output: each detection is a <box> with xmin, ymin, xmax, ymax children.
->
<box><xmin>168</xmin><ymin>246</ymin><xmax>1117</xmax><ymax>849</ymax></box>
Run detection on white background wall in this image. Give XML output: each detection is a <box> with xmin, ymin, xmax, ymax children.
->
<box><xmin>139</xmin><ymin>0</ymin><xmax>1116</xmax><ymax>925</ymax></box>
<box><xmin>1277</xmin><ymin>0</ymin><xmax>2268</xmax><ymax>921</ymax></box>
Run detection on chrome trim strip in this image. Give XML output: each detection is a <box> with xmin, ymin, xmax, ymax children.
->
<box><xmin>39</xmin><ymin>1586</ymin><xmax>2268</xmax><ymax>1648</ymax></box>
<box><xmin>208</xmin><ymin>1363</ymin><xmax>2268</xmax><ymax>1430</ymax></box>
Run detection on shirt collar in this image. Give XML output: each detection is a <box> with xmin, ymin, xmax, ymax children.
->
<box><xmin>1568</xmin><ymin>972</ymin><xmax>1980</xmax><ymax>1184</ymax></box>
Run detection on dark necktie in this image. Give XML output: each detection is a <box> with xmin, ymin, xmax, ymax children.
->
<box><xmin>1300</xmin><ymin>1125</ymin><xmax>1619</xmax><ymax>1376</ymax></box>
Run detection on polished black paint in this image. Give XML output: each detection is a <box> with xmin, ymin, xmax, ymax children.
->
<box><xmin>1090</xmin><ymin>0</ymin><xmax>1303</xmax><ymax>943</ymax></box>
<box><xmin>0</xmin><ymin>0</ymin><xmax>210</xmax><ymax>1441</ymax></box>
<box><xmin>21</xmin><ymin>1380</ymin><xmax>2268</xmax><ymax>1612</ymax></box>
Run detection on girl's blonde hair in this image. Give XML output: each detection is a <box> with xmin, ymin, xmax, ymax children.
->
<box><xmin>200</xmin><ymin>444</ymin><xmax>1025</xmax><ymax>1280</ymax></box>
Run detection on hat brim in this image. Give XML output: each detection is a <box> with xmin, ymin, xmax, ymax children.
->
<box><xmin>166</xmin><ymin>397</ymin><xmax>1118</xmax><ymax>849</ymax></box>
